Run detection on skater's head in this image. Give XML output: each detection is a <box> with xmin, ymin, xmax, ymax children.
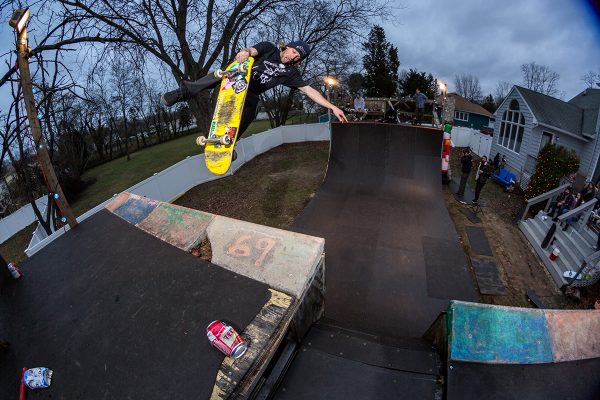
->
<box><xmin>280</xmin><ymin>40</ymin><xmax>311</xmax><ymax>64</ymax></box>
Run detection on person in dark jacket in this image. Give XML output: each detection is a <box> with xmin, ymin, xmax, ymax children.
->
<box><xmin>548</xmin><ymin>188</ymin><xmax>571</xmax><ymax>217</ymax></box>
<box><xmin>492</xmin><ymin>152</ymin><xmax>501</xmax><ymax>173</ymax></box>
<box><xmin>472</xmin><ymin>156</ymin><xmax>492</xmax><ymax>203</ymax></box>
<box><xmin>160</xmin><ymin>40</ymin><xmax>347</xmax><ymax>141</ymax></box>
<box><xmin>580</xmin><ymin>181</ymin><xmax>597</xmax><ymax>203</ymax></box>
<box><xmin>457</xmin><ymin>148</ymin><xmax>473</xmax><ymax>197</ymax></box>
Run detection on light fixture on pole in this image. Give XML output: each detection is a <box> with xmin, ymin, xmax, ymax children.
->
<box><xmin>439</xmin><ymin>81</ymin><xmax>447</xmax><ymax>97</ymax></box>
<box><xmin>9</xmin><ymin>8</ymin><xmax>29</xmax><ymax>33</ymax></box>
<box><xmin>324</xmin><ymin>76</ymin><xmax>337</xmax><ymax>121</ymax></box>
<box><xmin>8</xmin><ymin>8</ymin><xmax>78</xmax><ymax>229</ymax></box>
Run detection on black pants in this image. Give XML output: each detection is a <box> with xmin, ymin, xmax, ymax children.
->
<box><xmin>181</xmin><ymin>74</ymin><xmax>261</xmax><ymax>140</ymax></box>
<box><xmin>474</xmin><ymin>179</ymin><xmax>486</xmax><ymax>201</ymax></box>
<box><xmin>415</xmin><ymin>107</ymin><xmax>424</xmax><ymax>124</ymax></box>
<box><xmin>458</xmin><ymin>172</ymin><xmax>469</xmax><ymax>196</ymax></box>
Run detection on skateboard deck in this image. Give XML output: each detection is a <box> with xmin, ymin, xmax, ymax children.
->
<box><xmin>199</xmin><ymin>57</ymin><xmax>254</xmax><ymax>175</ymax></box>
<box><xmin>526</xmin><ymin>290</ymin><xmax>546</xmax><ymax>309</ymax></box>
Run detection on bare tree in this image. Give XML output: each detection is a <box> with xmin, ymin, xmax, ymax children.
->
<box><xmin>494</xmin><ymin>81</ymin><xmax>512</xmax><ymax>107</ymax></box>
<box><xmin>253</xmin><ymin>0</ymin><xmax>389</xmax><ymax>127</ymax></box>
<box><xmin>581</xmin><ymin>70</ymin><xmax>600</xmax><ymax>89</ymax></box>
<box><xmin>521</xmin><ymin>61</ymin><xmax>560</xmax><ymax>96</ymax></box>
<box><xmin>453</xmin><ymin>74</ymin><xmax>482</xmax><ymax>102</ymax></box>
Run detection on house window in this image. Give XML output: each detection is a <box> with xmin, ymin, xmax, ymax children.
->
<box><xmin>497</xmin><ymin>100</ymin><xmax>525</xmax><ymax>153</ymax></box>
<box><xmin>455</xmin><ymin>111</ymin><xmax>468</xmax><ymax>121</ymax></box>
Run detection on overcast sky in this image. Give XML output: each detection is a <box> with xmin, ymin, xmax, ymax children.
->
<box><xmin>383</xmin><ymin>0</ymin><xmax>600</xmax><ymax>99</ymax></box>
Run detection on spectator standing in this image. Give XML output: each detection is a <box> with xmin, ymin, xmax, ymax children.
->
<box><xmin>473</xmin><ymin>156</ymin><xmax>492</xmax><ymax>204</ymax></box>
<box><xmin>412</xmin><ymin>88</ymin><xmax>428</xmax><ymax>125</ymax></box>
<box><xmin>457</xmin><ymin>148</ymin><xmax>473</xmax><ymax>197</ymax></box>
<box><xmin>492</xmin><ymin>153</ymin><xmax>501</xmax><ymax>173</ymax></box>
<box><xmin>580</xmin><ymin>182</ymin><xmax>597</xmax><ymax>203</ymax></box>
<box><xmin>353</xmin><ymin>94</ymin><xmax>367</xmax><ymax>120</ymax></box>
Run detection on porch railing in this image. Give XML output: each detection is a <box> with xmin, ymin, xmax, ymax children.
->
<box><xmin>519</xmin><ymin>183</ymin><xmax>570</xmax><ymax>221</ymax></box>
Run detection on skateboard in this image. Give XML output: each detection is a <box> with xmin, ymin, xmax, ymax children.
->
<box><xmin>526</xmin><ymin>290</ymin><xmax>546</xmax><ymax>309</ymax></box>
<box><xmin>196</xmin><ymin>57</ymin><xmax>254</xmax><ymax>175</ymax></box>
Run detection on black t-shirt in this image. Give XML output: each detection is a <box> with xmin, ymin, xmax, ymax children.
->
<box><xmin>249</xmin><ymin>42</ymin><xmax>307</xmax><ymax>95</ymax></box>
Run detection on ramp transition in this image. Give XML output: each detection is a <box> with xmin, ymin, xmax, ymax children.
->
<box><xmin>292</xmin><ymin>122</ymin><xmax>478</xmax><ymax>338</ymax></box>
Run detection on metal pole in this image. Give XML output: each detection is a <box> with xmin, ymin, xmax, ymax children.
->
<box><xmin>15</xmin><ymin>28</ymin><xmax>78</xmax><ymax>228</ymax></box>
<box><xmin>326</xmin><ymin>85</ymin><xmax>331</xmax><ymax>121</ymax></box>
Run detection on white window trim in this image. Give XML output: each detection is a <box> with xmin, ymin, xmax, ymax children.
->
<box><xmin>497</xmin><ymin>109</ymin><xmax>525</xmax><ymax>155</ymax></box>
<box><xmin>455</xmin><ymin>111</ymin><xmax>469</xmax><ymax>121</ymax></box>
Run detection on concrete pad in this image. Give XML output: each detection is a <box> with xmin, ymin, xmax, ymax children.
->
<box><xmin>138</xmin><ymin>203</ymin><xmax>215</xmax><ymax>251</ymax></box>
<box><xmin>546</xmin><ymin>310</ymin><xmax>600</xmax><ymax>362</ymax></box>
<box><xmin>106</xmin><ymin>192</ymin><xmax>159</xmax><ymax>225</ymax></box>
<box><xmin>449</xmin><ymin>301</ymin><xmax>553</xmax><ymax>364</ymax></box>
<box><xmin>207</xmin><ymin>215</ymin><xmax>325</xmax><ymax>298</ymax></box>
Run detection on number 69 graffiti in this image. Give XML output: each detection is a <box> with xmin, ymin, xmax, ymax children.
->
<box><xmin>226</xmin><ymin>234</ymin><xmax>278</xmax><ymax>267</ymax></box>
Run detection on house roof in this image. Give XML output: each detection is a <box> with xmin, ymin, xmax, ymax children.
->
<box><xmin>568</xmin><ymin>89</ymin><xmax>600</xmax><ymax>135</ymax></box>
<box><xmin>515</xmin><ymin>86</ymin><xmax>586</xmax><ymax>136</ymax></box>
<box><xmin>436</xmin><ymin>93</ymin><xmax>494</xmax><ymax>118</ymax></box>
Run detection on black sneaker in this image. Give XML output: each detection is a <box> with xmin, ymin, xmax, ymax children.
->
<box><xmin>160</xmin><ymin>88</ymin><xmax>183</xmax><ymax>107</ymax></box>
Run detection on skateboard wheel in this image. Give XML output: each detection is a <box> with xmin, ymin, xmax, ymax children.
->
<box><xmin>220</xmin><ymin>135</ymin><xmax>232</xmax><ymax>145</ymax></box>
<box><xmin>238</xmin><ymin>64</ymin><xmax>247</xmax><ymax>73</ymax></box>
<box><xmin>214</xmin><ymin>69</ymin><xmax>224</xmax><ymax>79</ymax></box>
<box><xmin>196</xmin><ymin>136</ymin><xmax>207</xmax><ymax>146</ymax></box>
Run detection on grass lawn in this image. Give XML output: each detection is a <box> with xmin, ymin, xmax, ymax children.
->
<box><xmin>73</xmin><ymin>115</ymin><xmax>319</xmax><ymax>216</ymax></box>
<box><xmin>3</xmin><ymin>115</ymin><xmax>321</xmax><ymax>261</ymax></box>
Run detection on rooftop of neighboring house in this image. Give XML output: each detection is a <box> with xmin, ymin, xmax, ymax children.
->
<box><xmin>436</xmin><ymin>93</ymin><xmax>494</xmax><ymax>118</ymax></box>
<box><xmin>510</xmin><ymin>86</ymin><xmax>600</xmax><ymax>137</ymax></box>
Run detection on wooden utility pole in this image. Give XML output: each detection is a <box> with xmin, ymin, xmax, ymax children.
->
<box><xmin>14</xmin><ymin>21</ymin><xmax>78</xmax><ymax>228</ymax></box>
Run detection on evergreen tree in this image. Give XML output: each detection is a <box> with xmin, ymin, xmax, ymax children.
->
<box><xmin>525</xmin><ymin>144</ymin><xmax>579</xmax><ymax>200</ymax></box>
<box><xmin>398</xmin><ymin>68</ymin><xmax>437</xmax><ymax>98</ymax></box>
<box><xmin>362</xmin><ymin>26</ymin><xmax>400</xmax><ymax>97</ymax></box>
<box><xmin>347</xmin><ymin>73</ymin><xmax>365</xmax><ymax>95</ymax></box>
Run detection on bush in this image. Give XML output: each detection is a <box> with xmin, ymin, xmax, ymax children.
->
<box><xmin>525</xmin><ymin>144</ymin><xmax>579</xmax><ymax>199</ymax></box>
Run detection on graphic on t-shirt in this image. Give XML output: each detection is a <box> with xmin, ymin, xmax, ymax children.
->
<box><xmin>254</xmin><ymin>60</ymin><xmax>288</xmax><ymax>85</ymax></box>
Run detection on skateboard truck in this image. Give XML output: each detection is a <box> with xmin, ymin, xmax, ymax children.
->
<box><xmin>214</xmin><ymin>63</ymin><xmax>248</xmax><ymax>79</ymax></box>
<box><xmin>196</xmin><ymin>135</ymin><xmax>232</xmax><ymax>146</ymax></box>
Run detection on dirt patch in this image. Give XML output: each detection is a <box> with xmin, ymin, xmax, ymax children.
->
<box><xmin>191</xmin><ymin>237</ymin><xmax>213</xmax><ymax>262</ymax></box>
<box><xmin>447</xmin><ymin>149</ymin><xmax>585</xmax><ymax>309</ymax></box>
<box><xmin>174</xmin><ymin>141</ymin><xmax>329</xmax><ymax>229</ymax></box>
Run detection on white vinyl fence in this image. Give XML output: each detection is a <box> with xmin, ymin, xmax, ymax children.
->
<box><xmin>451</xmin><ymin>126</ymin><xmax>493</xmax><ymax>158</ymax></box>
<box><xmin>0</xmin><ymin>196</ymin><xmax>48</xmax><ymax>245</ymax></box>
<box><xmin>25</xmin><ymin>122</ymin><xmax>330</xmax><ymax>256</ymax></box>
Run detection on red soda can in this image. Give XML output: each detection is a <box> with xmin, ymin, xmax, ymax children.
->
<box><xmin>206</xmin><ymin>320</ymin><xmax>248</xmax><ymax>359</ymax></box>
<box><xmin>7</xmin><ymin>262</ymin><xmax>22</xmax><ymax>279</ymax></box>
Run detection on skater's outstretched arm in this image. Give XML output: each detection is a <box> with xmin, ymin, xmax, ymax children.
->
<box><xmin>298</xmin><ymin>86</ymin><xmax>348</xmax><ymax>122</ymax></box>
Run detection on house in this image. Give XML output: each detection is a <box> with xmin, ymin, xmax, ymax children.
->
<box><xmin>489</xmin><ymin>86</ymin><xmax>600</xmax><ymax>186</ymax></box>
<box><xmin>437</xmin><ymin>93</ymin><xmax>495</xmax><ymax>130</ymax></box>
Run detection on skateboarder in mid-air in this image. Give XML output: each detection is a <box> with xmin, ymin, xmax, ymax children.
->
<box><xmin>161</xmin><ymin>40</ymin><xmax>348</xmax><ymax>144</ymax></box>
